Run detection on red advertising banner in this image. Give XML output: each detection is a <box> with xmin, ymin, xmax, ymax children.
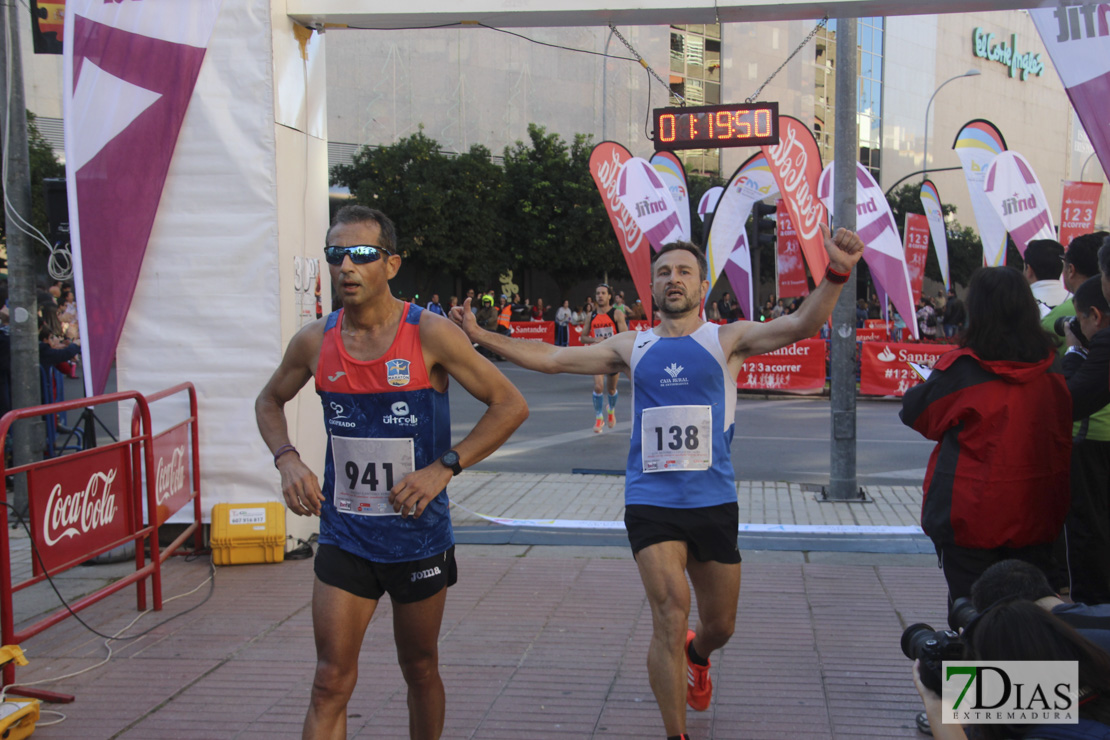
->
<box><xmin>152</xmin><ymin>423</ymin><xmax>192</xmax><ymax>527</ymax></box>
<box><xmin>859</xmin><ymin>342</ymin><xmax>956</xmax><ymax>397</ymax></box>
<box><xmin>776</xmin><ymin>200</ymin><xmax>810</xmax><ymax>298</ymax></box>
<box><xmin>738</xmin><ymin>338</ymin><xmax>827</xmax><ymax>393</ymax></box>
<box><xmin>589</xmin><ymin>142</ymin><xmax>652</xmax><ymax>321</ymax></box>
<box><xmin>856</xmin><ymin>328</ymin><xmax>887</xmax><ymax>342</ymax></box>
<box><xmin>762</xmin><ymin>116</ymin><xmax>829</xmax><ymax>282</ymax></box>
<box><xmin>511</xmin><ymin>321</ymin><xmax>555</xmax><ymax>344</ymax></box>
<box><xmin>27</xmin><ymin>445</ymin><xmax>134</xmax><ymax>573</ymax></box>
<box><xmin>903</xmin><ymin>213</ymin><xmax>930</xmax><ymax>306</ymax></box>
<box><xmin>864</xmin><ymin>319</ymin><xmax>891</xmax><ymax>329</ymax></box>
<box><xmin>1059</xmin><ymin>181</ymin><xmax>1104</xmax><ymax>246</ymax></box>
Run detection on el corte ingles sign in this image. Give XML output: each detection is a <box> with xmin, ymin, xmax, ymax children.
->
<box><xmin>973</xmin><ymin>28</ymin><xmax>1045</xmax><ymax>81</ymax></box>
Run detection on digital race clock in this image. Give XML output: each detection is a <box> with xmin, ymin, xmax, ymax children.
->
<box><xmin>653</xmin><ymin>102</ymin><xmax>780</xmax><ymax>151</ymax></box>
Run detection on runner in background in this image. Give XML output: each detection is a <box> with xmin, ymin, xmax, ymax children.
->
<box><xmin>581</xmin><ymin>283</ymin><xmax>628</xmax><ymax>432</ymax></box>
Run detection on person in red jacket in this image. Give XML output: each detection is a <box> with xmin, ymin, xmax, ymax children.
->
<box><xmin>901</xmin><ymin>266</ymin><xmax>1072</xmax><ymax>608</ymax></box>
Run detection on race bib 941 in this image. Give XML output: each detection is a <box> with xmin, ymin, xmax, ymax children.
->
<box><xmin>331</xmin><ymin>436</ymin><xmax>414</xmax><ymax>516</ymax></box>
<box><xmin>641</xmin><ymin>405</ymin><xmax>712</xmax><ymax>472</ymax></box>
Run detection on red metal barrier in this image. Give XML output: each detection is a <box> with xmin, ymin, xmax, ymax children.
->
<box><xmin>131</xmin><ymin>383</ymin><xmax>203</xmax><ymax>568</ymax></box>
<box><xmin>0</xmin><ymin>391</ymin><xmax>157</xmax><ymax>701</ymax></box>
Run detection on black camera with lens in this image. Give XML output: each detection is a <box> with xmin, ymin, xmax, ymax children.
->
<box><xmin>1055</xmin><ymin>315</ymin><xmax>1088</xmax><ymax>348</ymax></box>
<box><xmin>901</xmin><ymin>597</ymin><xmax>980</xmax><ymax>694</ymax></box>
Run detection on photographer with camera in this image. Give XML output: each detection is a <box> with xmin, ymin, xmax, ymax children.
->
<box><xmin>969</xmin><ymin>559</ymin><xmax>1110</xmax><ymax>654</ymax></box>
<box><xmin>909</xmin><ymin>599</ymin><xmax>1110</xmax><ymax>740</ymax></box>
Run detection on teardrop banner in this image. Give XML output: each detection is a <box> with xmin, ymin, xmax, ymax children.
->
<box><xmin>616</xmin><ymin>157</ymin><xmax>686</xmax><ymax>251</ymax></box>
<box><xmin>903</xmin><ymin>213</ymin><xmax>931</xmax><ymax>307</ymax></box>
<box><xmin>589</xmin><ymin>142</ymin><xmax>652</xmax><ymax>319</ymax></box>
<box><xmin>1030</xmin><ymin>7</ymin><xmax>1110</xmax><ymax>186</ymax></box>
<box><xmin>708</xmin><ymin>152</ymin><xmax>781</xmax><ymax>322</ymax></box>
<box><xmin>983</xmin><ymin>151</ymin><xmax>1056</xmax><ymax>256</ymax></box>
<box><xmin>761</xmin><ymin>116</ymin><xmax>829</xmax><ymax>281</ymax></box>
<box><xmin>919</xmin><ymin>180</ymin><xmax>951</xmax><ymax>290</ymax></box>
<box><xmin>650</xmin><ymin>151</ymin><xmax>692</xmax><ymax>241</ymax></box>
<box><xmin>818</xmin><ymin>161</ymin><xmax>919</xmax><ymax>340</ymax></box>
<box><xmin>952</xmin><ymin>119</ymin><xmax>1008</xmax><ymax>267</ymax></box>
<box><xmin>63</xmin><ymin>0</ymin><xmax>225</xmax><ymax>395</ymax></box>
<box><xmin>775</xmin><ymin>200</ymin><xmax>809</xmax><ymax>299</ymax></box>
<box><xmin>697</xmin><ymin>186</ymin><xmax>724</xmax><ymax>223</ymax></box>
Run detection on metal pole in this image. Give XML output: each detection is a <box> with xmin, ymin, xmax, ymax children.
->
<box><xmin>826</xmin><ymin>16</ymin><xmax>859</xmax><ymax>501</ymax></box>
<box><xmin>922</xmin><ymin>70</ymin><xmax>980</xmax><ymax>182</ymax></box>
<box><xmin>1</xmin><ymin>3</ymin><xmax>45</xmax><ymax>515</ymax></box>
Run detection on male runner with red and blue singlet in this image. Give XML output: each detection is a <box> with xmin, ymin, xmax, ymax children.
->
<box><xmin>257</xmin><ymin>205</ymin><xmax>526</xmax><ymax>740</ymax></box>
<box><xmin>582</xmin><ymin>283</ymin><xmax>628</xmax><ymax>432</ymax></box>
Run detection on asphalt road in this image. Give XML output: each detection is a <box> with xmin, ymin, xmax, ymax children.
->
<box><xmin>449</xmin><ymin>361</ymin><xmax>935</xmax><ymax>486</ymax></box>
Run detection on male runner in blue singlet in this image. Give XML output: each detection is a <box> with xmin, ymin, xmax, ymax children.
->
<box><xmin>256</xmin><ymin>205</ymin><xmax>527</xmax><ymax>740</ymax></box>
<box><xmin>451</xmin><ymin>225</ymin><xmax>864</xmax><ymax>740</ymax></box>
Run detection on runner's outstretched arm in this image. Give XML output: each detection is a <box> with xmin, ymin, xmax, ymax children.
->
<box><xmin>450</xmin><ymin>298</ymin><xmax>630</xmax><ymax>376</ymax></box>
<box><xmin>388</xmin><ymin>314</ymin><xmax>529</xmax><ymax>518</ymax></box>
<box><xmin>724</xmin><ymin>224</ymin><xmax>864</xmax><ymax>361</ymax></box>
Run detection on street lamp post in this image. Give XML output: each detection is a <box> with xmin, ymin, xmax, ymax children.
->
<box><xmin>922</xmin><ymin>69</ymin><xmax>981</xmax><ymax>181</ymax></box>
<box><xmin>1080</xmin><ymin>152</ymin><xmax>1097</xmax><ymax>181</ymax></box>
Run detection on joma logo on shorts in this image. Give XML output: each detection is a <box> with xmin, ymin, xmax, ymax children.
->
<box><xmin>410</xmin><ymin>566</ymin><xmax>442</xmax><ymax>582</ymax></box>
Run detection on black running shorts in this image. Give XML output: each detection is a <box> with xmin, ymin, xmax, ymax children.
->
<box><xmin>624</xmin><ymin>502</ymin><xmax>742</xmax><ymax>564</ymax></box>
<box><xmin>314</xmin><ymin>544</ymin><xmax>458</xmax><ymax>603</ymax></box>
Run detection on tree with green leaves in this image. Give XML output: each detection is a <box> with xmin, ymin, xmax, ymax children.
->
<box><xmin>330</xmin><ymin>128</ymin><xmax>509</xmax><ymax>291</ymax></box>
<box><xmin>501</xmin><ymin>124</ymin><xmax>625</xmax><ymax>296</ymax></box>
<box><xmin>0</xmin><ymin>111</ymin><xmax>65</xmax><ymax>257</ymax></box>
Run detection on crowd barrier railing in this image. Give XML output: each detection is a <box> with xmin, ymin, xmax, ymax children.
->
<box><xmin>0</xmin><ymin>383</ymin><xmax>204</xmax><ymax>701</ymax></box>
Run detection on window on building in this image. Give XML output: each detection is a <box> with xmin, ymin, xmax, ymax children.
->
<box><xmin>812</xmin><ymin>17</ymin><xmax>884</xmax><ymax>182</ymax></box>
<box><xmin>669</xmin><ymin>24</ymin><xmax>724</xmax><ymax>176</ymax></box>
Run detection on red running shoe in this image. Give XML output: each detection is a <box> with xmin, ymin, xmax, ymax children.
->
<box><xmin>685</xmin><ymin>629</ymin><xmax>712</xmax><ymax>711</ymax></box>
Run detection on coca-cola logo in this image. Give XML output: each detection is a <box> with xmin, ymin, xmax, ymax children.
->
<box><xmin>766</xmin><ymin>124</ymin><xmax>825</xmax><ymax>240</ymax></box>
<box><xmin>156</xmin><ymin>446</ymin><xmax>187</xmax><ymax>506</ymax></box>
<box><xmin>43</xmin><ymin>469</ymin><xmax>119</xmax><ymax>546</ymax></box>
<box><xmin>596</xmin><ymin>150</ymin><xmax>645</xmax><ymax>255</ymax></box>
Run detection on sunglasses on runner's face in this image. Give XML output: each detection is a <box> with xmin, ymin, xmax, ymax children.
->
<box><xmin>324</xmin><ymin>245</ymin><xmax>393</xmax><ymax>265</ymax></box>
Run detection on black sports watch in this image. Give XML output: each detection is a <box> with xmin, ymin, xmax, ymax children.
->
<box><xmin>439</xmin><ymin>449</ymin><xmax>462</xmax><ymax>476</ymax></box>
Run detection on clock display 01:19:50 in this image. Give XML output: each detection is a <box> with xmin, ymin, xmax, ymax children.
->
<box><xmin>653</xmin><ymin>102</ymin><xmax>780</xmax><ymax>150</ymax></box>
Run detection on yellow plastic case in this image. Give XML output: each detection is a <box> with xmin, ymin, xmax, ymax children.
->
<box><xmin>210</xmin><ymin>502</ymin><xmax>286</xmax><ymax>566</ymax></box>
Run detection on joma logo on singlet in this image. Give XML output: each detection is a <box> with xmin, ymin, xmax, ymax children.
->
<box><xmin>410</xmin><ymin>566</ymin><xmax>442</xmax><ymax>582</ymax></box>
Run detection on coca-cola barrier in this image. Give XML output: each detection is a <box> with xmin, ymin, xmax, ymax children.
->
<box><xmin>0</xmin><ymin>383</ymin><xmax>202</xmax><ymax>701</ymax></box>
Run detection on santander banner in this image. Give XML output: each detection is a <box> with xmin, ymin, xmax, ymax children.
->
<box><xmin>818</xmin><ymin>161</ymin><xmax>919</xmax><ymax>340</ymax></box>
<box><xmin>710</xmin><ymin>152</ymin><xmax>780</xmax><ymax>321</ymax></box>
<box><xmin>27</xmin><ymin>446</ymin><xmax>133</xmax><ymax>573</ymax></box>
<box><xmin>1059</xmin><ymin>181</ymin><xmax>1104</xmax><ymax>246</ymax></box>
<box><xmin>738</xmin><ymin>339</ymin><xmax>826</xmax><ymax>394</ymax></box>
<box><xmin>510</xmin><ymin>321</ymin><xmax>555</xmax><ymax>344</ymax></box>
<box><xmin>650</xmin><ymin>152</ymin><xmax>692</xmax><ymax>241</ymax></box>
<box><xmin>1030</xmin><ymin>7</ymin><xmax>1110</xmax><ymax>188</ymax></box>
<box><xmin>63</xmin><ymin>1</ymin><xmax>224</xmax><ymax>396</ymax></box>
<box><xmin>776</xmin><ymin>200</ymin><xmax>809</xmax><ymax>298</ymax></box>
<box><xmin>904</xmin><ymin>213</ymin><xmax>931</xmax><ymax>306</ymax></box>
<box><xmin>953</xmin><ymin>120</ymin><xmax>1008</xmax><ymax>267</ymax></box>
<box><xmin>860</xmin><ymin>342</ymin><xmax>957</xmax><ymax>397</ymax></box>
<box><xmin>761</xmin><ymin>116</ymin><xmax>829</xmax><ymax>281</ymax></box>
<box><xmin>590</xmin><ymin>142</ymin><xmax>652</xmax><ymax>320</ymax></box>
<box><xmin>919</xmin><ymin>180</ymin><xmax>951</xmax><ymax>290</ymax></box>
<box><xmin>983</xmin><ymin>151</ymin><xmax>1056</xmax><ymax>256</ymax></box>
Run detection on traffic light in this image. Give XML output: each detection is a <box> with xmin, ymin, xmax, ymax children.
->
<box><xmin>751</xmin><ymin>200</ymin><xmax>777</xmax><ymax>248</ymax></box>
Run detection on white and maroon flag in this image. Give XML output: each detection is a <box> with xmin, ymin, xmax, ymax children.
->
<box><xmin>818</xmin><ymin>161</ymin><xmax>919</xmax><ymax>340</ymax></box>
<box><xmin>64</xmin><ymin>1</ymin><xmax>224</xmax><ymax>396</ymax></box>
<box><xmin>697</xmin><ymin>186</ymin><xmax>724</xmax><ymax>223</ymax></box>
<box><xmin>919</xmin><ymin>180</ymin><xmax>951</xmax><ymax>290</ymax></box>
<box><xmin>983</xmin><ymin>151</ymin><xmax>1056</xmax><ymax>256</ymax></box>
<box><xmin>650</xmin><ymin>152</ymin><xmax>692</xmax><ymax>241</ymax></box>
<box><xmin>1031</xmin><ymin>6</ymin><xmax>1110</xmax><ymax>185</ymax></box>
<box><xmin>616</xmin><ymin>157</ymin><xmax>685</xmax><ymax>252</ymax></box>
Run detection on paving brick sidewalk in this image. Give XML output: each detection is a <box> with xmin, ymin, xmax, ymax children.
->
<box><xmin>8</xmin><ymin>546</ymin><xmax>948</xmax><ymax>739</ymax></box>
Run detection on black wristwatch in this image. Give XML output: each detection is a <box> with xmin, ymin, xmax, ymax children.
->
<box><xmin>439</xmin><ymin>449</ymin><xmax>462</xmax><ymax>476</ymax></box>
